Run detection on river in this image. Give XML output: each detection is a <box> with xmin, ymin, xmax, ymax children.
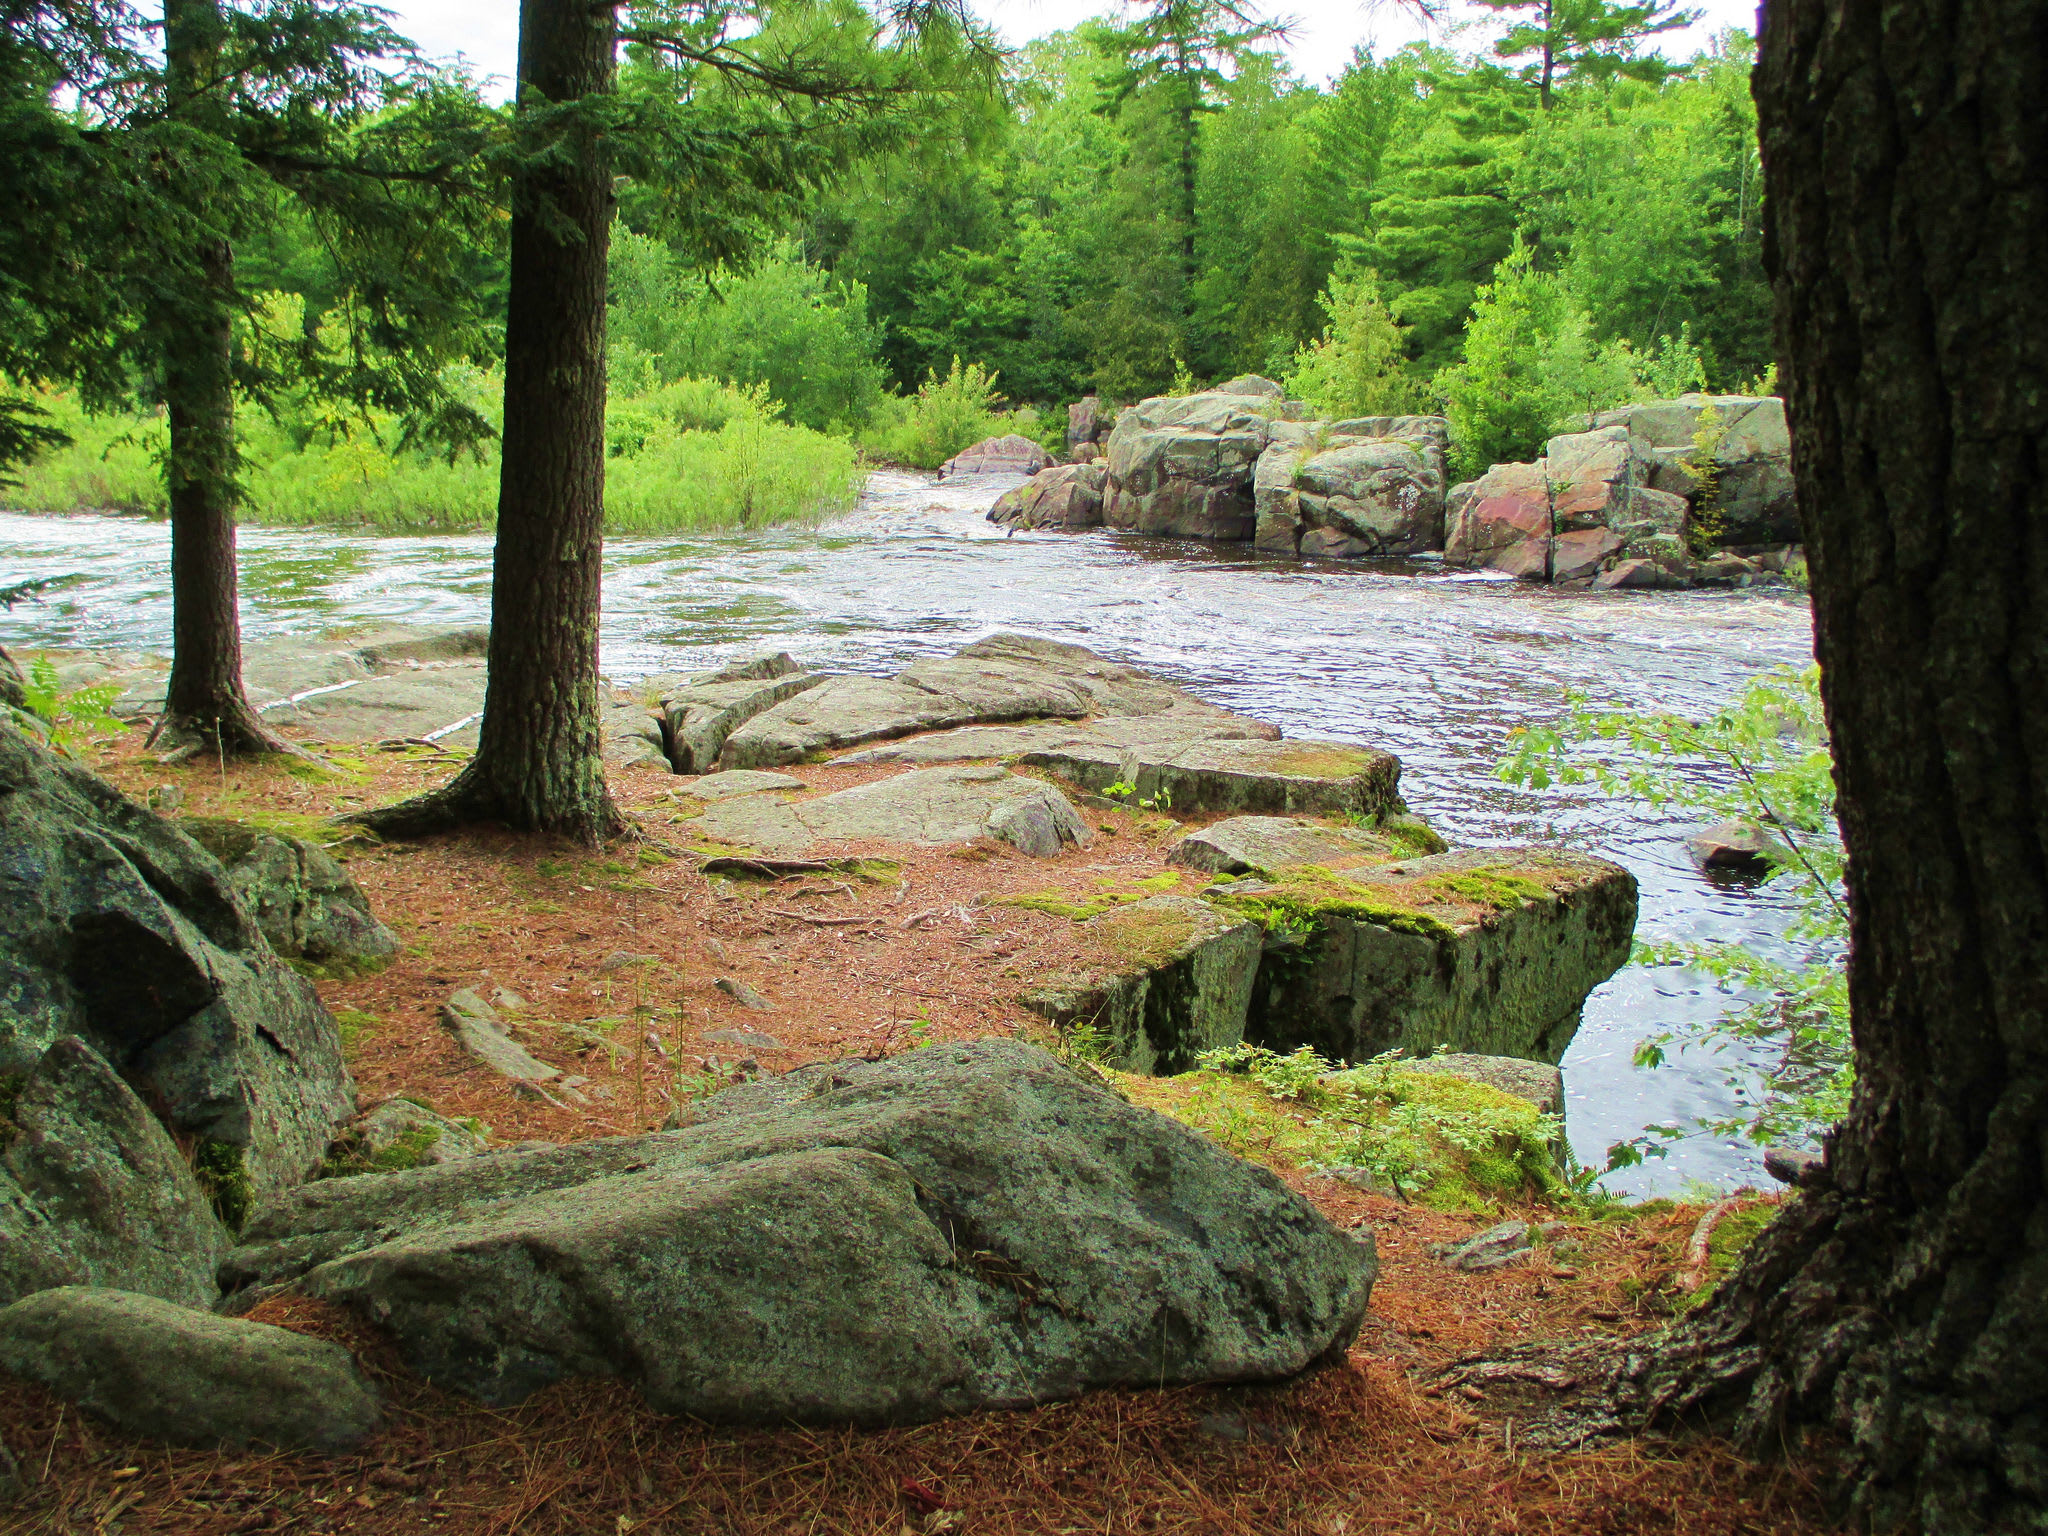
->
<box><xmin>0</xmin><ymin>471</ymin><xmax>1820</xmax><ymax>1196</ymax></box>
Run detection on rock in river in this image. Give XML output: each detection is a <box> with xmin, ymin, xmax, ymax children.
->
<box><xmin>221</xmin><ymin>1040</ymin><xmax>1373</xmax><ymax>1423</ymax></box>
<box><xmin>0</xmin><ymin>721</ymin><xmax>354</xmax><ymax>1205</ymax></box>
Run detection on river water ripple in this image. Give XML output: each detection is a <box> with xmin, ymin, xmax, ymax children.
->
<box><xmin>0</xmin><ymin>471</ymin><xmax>1819</xmax><ymax>1195</ymax></box>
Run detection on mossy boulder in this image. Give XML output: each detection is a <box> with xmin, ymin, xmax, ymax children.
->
<box><xmin>180</xmin><ymin>818</ymin><xmax>397</xmax><ymax>972</ymax></box>
<box><xmin>1020</xmin><ymin>896</ymin><xmax>1264</xmax><ymax>1074</ymax></box>
<box><xmin>1218</xmin><ymin>848</ymin><xmax>1637</xmax><ymax>1065</ymax></box>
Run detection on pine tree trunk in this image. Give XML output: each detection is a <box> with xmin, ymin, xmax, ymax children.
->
<box><xmin>151</xmin><ymin>0</ymin><xmax>284</xmax><ymax>759</ymax></box>
<box><xmin>354</xmin><ymin>0</ymin><xmax>618</xmax><ymax>841</ymax></box>
<box><xmin>1589</xmin><ymin>2</ymin><xmax>2048</xmax><ymax>1528</ymax></box>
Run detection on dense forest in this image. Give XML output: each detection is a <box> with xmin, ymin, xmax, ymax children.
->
<box><xmin>10</xmin><ymin>3</ymin><xmax>1772</xmax><ymax>526</ymax></box>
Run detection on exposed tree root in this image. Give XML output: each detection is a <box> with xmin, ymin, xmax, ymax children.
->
<box><xmin>145</xmin><ymin>701</ymin><xmax>318</xmax><ymax>764</ymax></box>
<box><xmin>344</xmin><ymin>758</ymin><xmax>626</xmax><ymax>845</ymax></box>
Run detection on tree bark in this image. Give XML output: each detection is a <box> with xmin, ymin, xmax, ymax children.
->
<box><xmin>1575</xmin><ymin>2</ymin><xmax>2048</xmax><ymax>1529</ymax></box>
<box><xmin>353</xmin><ymin>0</ymin><xmax>619</xmax><ymax>841</ymax></box>
<box><xmin>151</xmin><ymin>0</ymin><xmax>288</xmax><ymax>759</ymax></box>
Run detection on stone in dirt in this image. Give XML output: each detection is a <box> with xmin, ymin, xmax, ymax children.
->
<box><xmin>1019</xmin><ymin>897</ymin><xmax>1265</xmax><ymax>1075</ymax></box>
<box><xmin>941</xmin><ymin>434</ymin><xmax>1052</xmax><ymax>478</ymax></box>
<box><xmin>1022</xmin><ymin>737</ymin><xmax>1404</xmax><ymax>820</ymax></box>
<box><xmin>1430</xmin><ymin>1220</ymin><xmax>1562</xmax><ymax>1272</ymax></box>
<box><xmin>1</xmin><ymin>1037</ymin><xmax>225</xmax><ymax>1309</ymax></box>
<box><xmin>180</xmin><ymin>819</ymin><xmax>398</xmax><ymax>969</ymax></box>
<box><xmin>0</xmin><ymin>1287</ymin><xmax>381</xmax><ymax>1452</ymax></box>
<box><xmin>987</xmin><ymin>462</ymin><xmax>1107</xmax><ymax>531</ymax></box>
<box><xmin>713</xmin><ymin>979</ymin><xmax>773</xmax><ymax>1012</ymax></box>
<box><xmin>348</xmin><ymin>1100</ymin><xmax>487</xmax><ymax>1169</ymax></box>
<box><xmin>679</xmin><ymin>766</ymin><xmax>1093</xmax><ymax>859</ymax></box>
<box><xmin>705</xmin><ymin>1027</ymin><xmax>783</xmax><ymax>1049</ymax></box>
<box><xmin>0</xmin><ymin>721</ymin><xmax>354</xmax><ymax>1203</ymax></box>
<box><xmin>438</xmin><ymin>989</ymin><xmax>586</xmax><ymax>1105</ymax></box>
<box><xmin>1236</xmin><ymin>847</ymin><xmax>1637</xmax><ymax>1065</ymax></box>
<box><xmin>220</xmin><ymin>1040</ymin><xmax>1371</xmax><ymax>1423</ymax></box>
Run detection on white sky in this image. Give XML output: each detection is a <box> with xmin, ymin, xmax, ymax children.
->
<box><xmin>384</xmin><ymin>0</ymin><xmax>1763</xmax><ymax>100</ymax></box>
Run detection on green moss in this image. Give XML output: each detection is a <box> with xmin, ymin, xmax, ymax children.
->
<box><xmin>1092</xmin><ymin>901</ymin><xmax>1202</xmax><ymax>968</ymax></box>
<box><xmin>1416</xmin><ymin>865</ymin><xmax>1554</xmax><ymax>911</ymax></box>
<box><xmin>193</xmin><ymin>1139</ymin><xmax>254</xmax><ymax>1231</ymax></box>
<box><xmin>1213</xmin><ymin>864</ymin><xmax>1456</xmax><ymax>942</ymax></box>
<box><xmin>1120</xmin><ymin>1044</ymin><xmax>1565</xmax><ymax>1211</ymax></box>
<box><xmin>1380</xmin><ymin>813</ymin><xmax>1449</xmax><ymax>857</ymax></box>
<box><xmin>1261</xmin><ymin>746</ymin><xmax>1376</xmax><ymax>779</ymax></box>
<box><xmin>1679</xmin><ymin>1200</ymin><xmax>1782</xmax><ymax>1309</ymax></box>
<box><xmin>332</xmin><ymin>1008</ymin><xmax>380</xmax><ymax>1056</ymax></box>
<box><xmin>1001</xmin><ymin>870</ymin><xmax>1184</xmax><ymax>922</ymax></box>
<box><xmin>292</xmin><ymin>952</ymin><xmax>392</xmax><ymax>982</ymax></box>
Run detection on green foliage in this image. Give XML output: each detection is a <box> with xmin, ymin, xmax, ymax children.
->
<box><xmin>7</xmin><ymin>653</ymin><xmax>123</xmax><ymax>757</ymax></box>
<box><xmin>609</xmin><ymin>232</ymin><xmax>888</xmax><ymax>432</ymax></box>
<box><xmin>192</xmin><ymin>1139</ymin><xmax>253</xmax><ymax>1231</ymax></box>
<box><xmin>1435</xmin><ymin>237</ymin><xmax>1706</xmax><ymax>477</ymax></box>
<box><xmin>1499</xmin><ymin>665</ymin><xmax>1851</xmax><ymax>1149</ymax></box>
<box><xmin>9</xmin><ymin>369</ymin><xmax>863</xmax><ymax>533</ymax></box>
<box><xmin>858</xmin><ymin>355</ymin><xmax>1006</xmax><ymax>469</ymax></box>
<box><xmin>1283</xmin><ymin>267</ymin><xmax>1428</xmax><ymax>419</ymax></box>
<box><xmin>1476</xmin><ymin>0</ymin><xmax>1703</xmax><ymax>105</ymax></box>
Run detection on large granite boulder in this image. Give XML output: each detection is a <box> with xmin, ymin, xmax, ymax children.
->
<box><xmin>1577</xmin><ymin>394</ymin><xmax>1795</xmax><ymax>546</ymax></box>
<box><xmin>678</xmin><ymin>765</ymin><xmax>1093</xmax><ymax>859</ymax></box>
<box><xmin>0</xmin><ymin>1287</ymin><xmax>381</xmax><ymax>1452</ymax></box>
<box><xmin>1103</xmin><ymin>379</ymin><xmax>1305</xmax><ymax>541</ymax></box>
<box><xmin>1254</xmin><ymin>418</ymin><xmax>1450</xmax><ymax>559</ymax></box>
<box><xmin>180</xmin><ymin>819</ymin><xmax>397</xmax><ymax>971</ymax></box>
<box><xmin>1020</xmin><ymin>898</ymin><xmax>1264</xmax><ymax>1074</ymax></box>
<box><xmin>988</xmin><ymin>463</ymin><xmax>1108</xmax><ymax>531</ymax></box>
<box><xmin>1</xmin><ymin>1037</ymin><xmax>225</xmax><ymax>1308</ymax></box>
<box><xmin>220</xmin><ymin>1040</ymin><xmax>1373</xmax><ymax>1423</ymax></box>
<box><xmin>1065</xmin><ymin>396</ymin><xmax>1118</xmax><ymax>462</ymax></box>
<box><xmin>0</xmin><ymin>721</ymin><xmax>354</xmax><ymax>1204</ymax></box>
<box><xmin>1444</xmin><ymin>461</ymin><xmax>1553</xmax><ymax>579</ymax></box>
<box><xmin>941</xmin><ymin>434</ymin><xmax>1052</xmax><ymax>478</ymax></box>
<box><xmin>1541</xmin><ymin>426</ymin><xmax>1694</xmax><ymax>586</ymax></box>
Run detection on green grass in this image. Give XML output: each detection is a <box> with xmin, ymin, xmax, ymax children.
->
<box><xmin>5</xmin><ymin>376</ymin><xmax>865</xmax><ymax>535</ymax></box>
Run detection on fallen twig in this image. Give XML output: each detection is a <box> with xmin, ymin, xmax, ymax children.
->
<box><xmin>769</xmin><ymin>909</ymin><xmax>878</xmax><ymax>927</ymax></box>
<box><xmin>1681</xmin><ymin>1198</ymin><xmax>1740</xmax><ymax>1293</ymax></box>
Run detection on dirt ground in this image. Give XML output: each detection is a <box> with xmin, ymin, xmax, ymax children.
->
<box><xmin>0</xmin><ymin>740</ymin><xmax>1829</xmax><ymax>1536</ymax></box>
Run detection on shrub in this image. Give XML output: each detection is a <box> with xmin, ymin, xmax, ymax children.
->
<box><xmin>858</xmin><ymin>356</ymin><xmax>1007</xmax><ymax>470</ymax></box>
<box><xmin>1283</xmin><ymin>268</ymin><xmax>1429</xmax><ymax>420</ymax></box>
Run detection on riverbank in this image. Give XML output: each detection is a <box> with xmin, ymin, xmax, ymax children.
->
<box><xmin>1</xmin><ymin>716</ymin><xmax>1822</xmax><ymax>1535</ymax></box>
<box><xmin>0</xmin><ymin>486</ymin><xmax>1817</xmax><ymax>1190</ymax></box>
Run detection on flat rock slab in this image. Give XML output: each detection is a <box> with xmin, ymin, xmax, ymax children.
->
<box><xmin>0</xmin><ymin>1287</ymin><xmax>380</xmax><ymax>1452</ymax></box>
<box><xmin>1024</xmin><ymin>738</ymin><xmax>1403</xmax><ymax>820</ymax></box>
<box><xmin>667</xmin><ymin>770</ymin><xmax>807</xmax><ymax>802</ymax></box>
<box><xmin>438</xmin><ymin>989</ymin><xmax>586</xmax><ymax>1104</ymax></box>
<box><xmin>1</xmin><ymin>1038</ymin><xmax>224</xmax><ymax>1309</ymax></box>
<box><xmin>1021</xmin><ymin>897</ymin><xmax>1263</xmax><ymax>1075</ymax></box>
<box><xmin>0</xmin><ymin>721</ymin><xmax>353</xmax><ymax>1203</ymax></box>
<box><xmin>719</xmin><ymin>634</ymin><xmax>1266</xmax><ymax>769</ymax></box>
<box><xmin>220</xmin><ymin>1040</ymin><xmax>1370</xmax><ymax>1423</ymax></box>
<box><xmin>1395</xmin><ymin>1054</ymin><xmax>1566</xmax><ymax>1119</ymax></box>
<box><xmin>833</xmin><ymin>707</ymin><xmax>1280</xmax><ymax>769</ymax></box>
<box><xmin>679</xmin><ymin>766</ymin><xmax>1092</xmax><ymax>859</ymax></box>
<box><xmin>1166</xmin><ymin>816</ymin><xmax>1404</xmax><ymax>876</ymax></box>
<box><xmin>1234</xmin><ymin>848</ymin><xmax>1638</xmax><ymax>1064</ymax></box>
<box><xmin>662</xmin><ymin>671</ymin><xmax>825</xmax><ymax>774</ymax></box>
